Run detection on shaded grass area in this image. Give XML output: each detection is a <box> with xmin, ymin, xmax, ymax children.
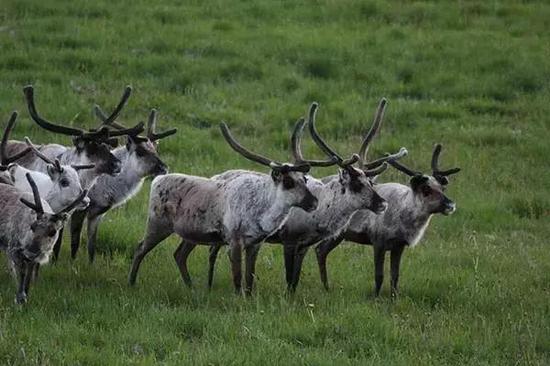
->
<box><xmin>0</xmin><ymin>0</ymin><xmax>549</xmax><ymax>364</ymax></box>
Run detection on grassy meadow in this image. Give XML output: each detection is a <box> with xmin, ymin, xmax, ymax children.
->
<box><xmin>0</xmin><ymin>0</ymin><xmax>550</xmax><ymax>364</ymax></box>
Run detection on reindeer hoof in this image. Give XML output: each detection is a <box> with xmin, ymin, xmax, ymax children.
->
<box><xmin>15</xmin><ymin>293</ymin><xmax>27</xmax><ymax>305</ymax></box>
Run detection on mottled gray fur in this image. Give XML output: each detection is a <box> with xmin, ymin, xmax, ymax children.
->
<box><xmin>128</xmin><ymin>167</ymin><xmax>317</xmax><ymax>294</ymax></box>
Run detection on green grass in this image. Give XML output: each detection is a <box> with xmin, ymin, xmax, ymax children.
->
<box><xmin>1</xmin><ymin>0</ymin><xmax>550</xmax><ymax>364</ymax></box>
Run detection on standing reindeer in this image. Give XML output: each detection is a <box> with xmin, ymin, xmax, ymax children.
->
<box><xmin>201</xmin><ymin>100</ymin><xmax>407</xmax><ymax>291</ymax></box>
<box><xmin>0</xmin><ymin>173</ymin><xmax>88</xmax><ymax>304</ymax></box>
<box><xmin>69</xmin><ymin>105</ymin><xmax>176</xmax><ymax>263</ymax></box>
<box><xmin>315</xmin><ymin>144</ymin><xmax>460</xmax><ymax>297</ymax></box>
<box><xmin>129</xmin><ymin>122</ymin><xmax>318</xmax><ymax>294</ymax></box>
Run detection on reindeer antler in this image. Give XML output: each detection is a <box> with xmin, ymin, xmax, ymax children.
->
<box><xmin>220</xmin><ymin>122</ymin><xmax>310</xmax><ymax>173</ymax></box>
<box><xmin>1</xmin><ymin>112</ymin><xmax>31</xmax><ymax>166</ymax></box>
<box><xmin>291</xmin><ymin>117</ymin><xmax>337</xmax><ymax>167</ymax></box>
<box><xmin>431</xmin><ymin>144</ymin><xmax>460</xmax><ymax>185</ymax></box>
<box><xmin>19</xmin><ymin>173</ymin><xmax>44</xmax><ymax>215</ymax></box>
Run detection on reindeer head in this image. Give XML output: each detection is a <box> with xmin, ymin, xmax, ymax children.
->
<box><xmin>0</xmin><ymin>111</ymin><xmax>32</xmax><ymax>185</ymax></box>
<box><xmin>306</xmin><ymin>101</ymin><xmax>406</xmax><ymax>215</ymax></box>
<box><xmin>220</xmin><ymin>123</ymin><xmax>318</xmax><ymax>212</ymax></box>
<box><xmin>19</xmin><ymin>173</ymin><xmax>88</xmax><ymax>263</ymax></box>
<box><xmin>22</xmin><ymin>137</ymin><xmax>93</xmax><ymax>212</ymax></box>
<box><xmin>94</xmin><ymin>104</ymin><xmax>176</xmax><ymax>178</ymax></box>
<box><xmin>388</xmin><ymin>144</ymin><xmax>460</xmax><ymax>215</ymax></box>
<box><xmin>23</xmin><ymin>86</ymin><xmax>145</xmax><ymax>176</ymax></box>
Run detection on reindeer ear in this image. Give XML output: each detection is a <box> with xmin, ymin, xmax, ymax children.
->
<box><xmin>73</xmin><ymin>137</ymin><xmax>85</xmax><ymax>150</ymax></box>
<box><xmin>46</xmin><ymin>165</ymin><xmax>57</xmax><ymax>179</ymax></box>
<box><xmin>410</xmin><ymin>175</ymin><xmax>429</xmax><ymax>192</ymax></box>
<box><xmin>271</xmin><ymin>170</ymin><xmax>282</xmax><ymax>182</ymax></box>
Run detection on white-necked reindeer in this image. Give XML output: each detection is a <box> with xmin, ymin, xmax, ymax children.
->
<box><xmin>315</xmin><ymin>144</ymin><xmax>460</xmax><ymax>297</ymax></box>
<box><xmin>69</xmin><ymin>106</ymin><xmax>176</xmax><ymax>263</ymax></box>
<box><xmin>128</xmin><ymin>123</ymin><xmax>318</xmax><ymax>294</ymax></box>
<box><xmin>0</xmin><ymin>173</ymin><xmax>88</xmax><ymax>304</ymax></box>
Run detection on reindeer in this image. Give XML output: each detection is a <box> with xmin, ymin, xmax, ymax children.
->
<box><xmin>69</xmin><ymin>106</ymin><xmax>176</xmax><ymax>263</ymax></box>
<box><xmin>0</xmin><ymin>173</ymin><xmax>88</xmax><ymax>304</ymax></box>
<box><xmin>0</xmin><ymin>111</ymin><xmax>31</xmax><ymax>185</ymax></box>
<box><xmin>5</xmin><ymin>86</ymin><xmax>144</xmax><ymax>190</ymax></box>
<box><xmin>315</xmin><ymin>144</ymin><xmax>460</xmax><ymax>297</ymax></box>
<box><xmin>9</xmin><ymin>137</ymin><xmax>93</xmax><ymax>212</ymax></box>
<box><xmin>128</xmin><ymin>122</ymin><xmax>318</xmax><ymax>294</ymax></box>
<box><xmin>203</xmin><ymin>100</ymin><xmax>407</xmax><ymax>291</ymax></box>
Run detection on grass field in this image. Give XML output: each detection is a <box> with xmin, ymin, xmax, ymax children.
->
<box><xmin>0</xmin><ymin>0</ymin><xmax>550</xmax><ymax>364</ymax></box>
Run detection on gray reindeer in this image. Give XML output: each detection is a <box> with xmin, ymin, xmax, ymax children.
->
<box><xmin>315</xmin><ymin>144</ymin><xmax>460</xmax><ymax>297</ymax></box>
<box><xmin>69</xmin><ymin>105</ymin><xmax>176</xmax><ymax>263</ymax></box>
<box><xmin>195</xmin><ymin>100</ymin><xmax>407</xmax><ymax>291</ymax></box>
<box><xmin>129</xmin><ymin>122</ymin><xmax>318</xmax><ymax>294</ymax></box>
<box><xmin>0</xmin><ymin>173</ymin><xmax>87</xmax><ymax>304</ymax></box>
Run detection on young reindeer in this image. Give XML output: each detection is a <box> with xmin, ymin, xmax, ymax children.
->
<box><xmin>5</xmin><ymin>86</ymin><xmax>144</xmax><ymax>190</ymax></box>
<box><xmin>0</xmin><ymin>173</ymin><xmax>87</xmax><ymax>304</ymax></box>
<box><xmin>69</xmin><ymin>105</ymin><xmax>176</xmax><ymax>263</ymax></box>
<box><xmin>204</xmin><ymin>100</ymin><xmax>407</xmax><ymax>291</ymax></box>
<box><xmin>128</xmin><ymin>123</ymin><xmax>318</xmax><ymax>294</ymax></box>
<box><xmin>9</xmin><ymin>137</ymin><xmax>93</xmax><ymax>212</ymax></box>
<box><xmin>0</xmin><ymin>112</ymin><xmax>31</xmax><ymax>185</ymax></box>
<box><xmin>315</xmin><ymin>144</ymin><xmax>460</xmax><ymax>297</ymax></box>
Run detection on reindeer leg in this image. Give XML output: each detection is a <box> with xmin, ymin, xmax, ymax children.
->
<box><xmin>51</xmin><ymin>228</ymin><xmax>63</xmax><ymax>262</ymax></box>
<box><xmin>244</xmin><ymin>244</ymin><xmax>260</xmax><ymax>296</ymax></box>
<box><xmin>70</xmin><ymin>209</ymin><xmax>86</xmax><ymax>259</ymax></box>
<box><xmin>207</xmin><ymin>243</ymin><xmax>223</xmax><ymax>289</ymax></box>
<box><xmin>23</xmin><ymin>262</ymin><xmax>36</xmax><ymax>294</ymax></box>
<box><xmin>283</xmin><ymin>244</ymin><xmax>296</xmax><ymax>290</ymax></box>
<box><xmin>173</xmin><ymin>240</ymin><xmax>197</xmax><ymax>288</ymax></box>
<box><xmin>15</xmin><ymin>261</ymin><xmax>31</xmax><ymax>304</ymax></box>
<box><xmin>289</xmin><ymin>245</ymin><xmax>309</xmax><ymax>292</ymax></box>
<box><xmin>373</xmin><ymin>245</ymin><xmax>386</xmax><ymax>297</ymax></box>
<box><xmin>390</xmin><ymin>245</ymin><xmax>405</xmax><ymax>299</ymax></box>
<box><xmin>128</xmin><ymin>223</ymin><xmax>172</xmax><ymax>286</ymax></box>
<box><xmin>86</xmin><ymin>212</ymin><xmax>104</xmax><ymax>264</ymax></box>
<box><xmin>31</xmin><ymin>263</ymin><xmax>40</xmax><ymax>283</ymax></box>
<box><xmin>315</xmin><ymin>236</ymin><xmax>344</xmax><ymax>291</ymax></box>
<box><xmin>229</xmin><ymin>239</ymin><xmax>243</xmax><ymax>295</ymax></box>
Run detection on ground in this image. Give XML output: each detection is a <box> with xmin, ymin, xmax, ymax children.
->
<box><xmin>0</xmin><ymin>0</ymin><xmax>549</xmax><ymax>364</ymax></box>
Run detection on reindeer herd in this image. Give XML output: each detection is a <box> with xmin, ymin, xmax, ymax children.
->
<box><xmin>0</xmin><ymin>86</ymin><xmax>460</xmax><ymax>304</ymax></box>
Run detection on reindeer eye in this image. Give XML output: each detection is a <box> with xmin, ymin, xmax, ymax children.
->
<box><xmin>282</xmin><ymin>176</ymin><xmax>295</xmax><ymax>190</ymax></box>
<box><xmin>60</xmin><ymin>178</ymin><xmax>70</xmax><ymax>188</ymax></box>
<box><xmin>48</xmin><ymin>229</ymin><xmax>57</xmax><ymax>237</ymax></box>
